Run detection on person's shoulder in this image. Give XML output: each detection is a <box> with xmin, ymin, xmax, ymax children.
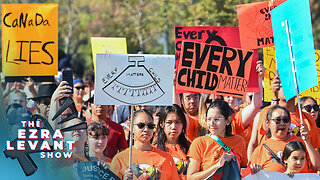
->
<box><xmin>112</xmin><ymin>148</ymin><xmax>129</xmax><ymax>159</ymax></box>
<box><xmin>109</xmin><ymin>120</ymin><xmax>124</xmax><ymax>130</ymax></box>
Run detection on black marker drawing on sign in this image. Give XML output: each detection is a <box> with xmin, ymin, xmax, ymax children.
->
<box><xmin>102</xmin><ymin>56</ymin><xmax>165</xmax><ymax>104</ymax></box>
<box><xmin>205</xmin><ymin>30</ymin><xmax>226</xmax><ymax>46</ymax></box>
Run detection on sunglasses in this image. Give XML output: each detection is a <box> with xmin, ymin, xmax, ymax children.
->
<box><xmin>303</xmin><ymin>104</ymin><xmax>319</xmax><ymax>113</ymax></box>
<box><xmin>271</xmin><ymin>117</ymin><xmax>290</xmax><ymax>124</ymax></box>
<box><xmin>134</xmin><ymin>123</ymin><xmax>155</xmax><ymax>129</ymax></box>
<box><xmin>75</xmin><ymin>86</ymin><xmax>86</xmax><ymax>90</ymax></box>
<box><xmin>40</xmin><ymin>100</ymin><xmax>50</xmax><ymax>106</ymax></box>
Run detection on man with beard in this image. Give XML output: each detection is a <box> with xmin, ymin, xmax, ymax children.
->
<box><xmin>86</xmin><ymin>90</ymin><xmax>128</xmax><ymax>159</ymax></box>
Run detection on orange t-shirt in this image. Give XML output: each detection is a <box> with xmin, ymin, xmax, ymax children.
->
<box><xmin>187</xmin><ymin>134</ymin><xmax>248</xmax><ymax>172</ymax></box>
<box><xmin>257</xmin><ymin>106</ymin><xmax>320</xmax><ymax>149</ymax></box>
<box><xmin>162</xmin><ymin>142</ymin><xmax>188</xmax><ymax>180</ymax></box>
<box><xmin>249</xmin><ymin>135</ymin><xmax>310</xmax><ymax>173</ymax></box>
<box><xmin>110</xmin><ymin>147</ymin><xmax>179</xmax><ymax>180</ymax></box>
<box><xmin>231</xmin><ymin>110</ymin><xmax>253</xmax><ymax>148</ymax></box>
<box><xmin>186</xmin><ymin>114</ymin><xmax>199</xmax><ymax>142</ymax></box>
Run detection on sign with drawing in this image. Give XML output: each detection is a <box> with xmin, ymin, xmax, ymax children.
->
<box><xmin>237</xmin><ymin>0</ymin><xmax>286</xmax><ymax>49</ymax></box>
<box><xmin>95</xmin><ymin>54</ymin><xmax>174</xmax><ymax>105</ymax></box>
<box><xmin>176</xmin><ymin>41</ymin><xmax>253</xmax><ymax>98</ymax></box>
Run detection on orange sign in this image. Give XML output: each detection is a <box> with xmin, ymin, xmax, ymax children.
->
<box><xmin>237</xmin><ymin>0</ymin><xmax>286</xmax><ymax>49</ymax></box>
<box><xmin>176</xmin><ymin>41</ymin><xmax>253</xmax><ymax>98</ymax></box>
<box><xmin>2</xmin><ymin>4</ymin><xmax>58</xmax><ymax>76</ymax></box>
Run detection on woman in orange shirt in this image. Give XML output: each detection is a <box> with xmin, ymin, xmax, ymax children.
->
<box><xmin>187</xmin><ymin>100</ymin><xmax>259</xmax><ymax>180</ymax></box>
<box><xmin>111</xmin><ymin>109</ymin><xmax>179</xmax><ymax>180</ymax></box>
<box><xmin>249</xmin><ymin>105</ymin><xmax>320</xmax><ymax>173</ymax></box>
<box><xmin>154</xmin><ymin>104</ymin><xmax>190</xmax><ymax>180</ymax></box>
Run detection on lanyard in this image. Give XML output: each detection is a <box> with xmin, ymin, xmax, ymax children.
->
<box><xmin>208</xmin><ymin>134</ymin><xmax>232</xmax><ymax>154</ymax></box>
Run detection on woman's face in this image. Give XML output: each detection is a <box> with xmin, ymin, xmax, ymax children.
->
<box><xmin>63</xmin><ymin>118</ymin><xmax>87</xmax><ymax>143</ymax></box>
<box><xmin>205</xmin><ymin>107</ymin><xmax>230</xmax><ymax>137</ymax></box>
<box><xmin>73</xmin><ymin>82</ymin><xmax>85</xmax><ymax>100</ymax></box>
<box><xmin>223</xmin><ymin>96</ymin><xmax>236</xmax><ymax>109</ymax></box>
<box><xmin>302</xmin><ymin>98</ymin><xmax>319</xmax><ymax>121</ymax></box>
<box><xmin>133</xmin><ymin>112</ymin><xmax>155</xmax><ymax>143</ymax></box>
<box><xmin>268</xmin><ymin>108</ymin><xmax>290</xmax><ymax>140</ymax></box>
<box><xmin>88</xmin><ymin>131</ymin><xmax>108</xmax><ymax>154</ymax></box>
<box><xmin>163</xmin><ymin>112</ymin><xmax>183</xmax><ymax>142</ymax></box>
<box><xmin>284</xmin><ymin>149</ymin><xmax>306</xmax><ymax>173</ymax></box>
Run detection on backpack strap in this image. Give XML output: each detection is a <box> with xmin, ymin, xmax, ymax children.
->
<box><xmin>208</xmin><ymin>134</ymin><xmax>232</xmax><ymax>154</ymax></box>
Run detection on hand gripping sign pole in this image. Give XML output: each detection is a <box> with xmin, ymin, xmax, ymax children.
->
<box><xmin>284</xmin><ymin>20</ymin><xmax>305</xmax><ymax>139</ymax></box>
<box><xmin>129</xmin><ymin>105</ymin><xmax>134</xmax><ymax>170</ymax></box>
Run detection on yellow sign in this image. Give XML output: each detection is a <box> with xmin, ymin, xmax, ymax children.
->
<box><xmin>2</xmin><ymin>4</ymin><xmax>58</xmax><ymax>76</ymax></box>
<box><xmin>91</xmin><ymin>37</ymin><xmax>127</xmax><ymax>70</ymax></box>
<box><xmin>263</xmin><ymin>47</ymin><xmax>320</xmax><ymax>104</ymax></box>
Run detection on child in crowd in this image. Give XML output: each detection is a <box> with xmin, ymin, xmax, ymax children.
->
<box><xmin>87</xmin><ymin>122</ymin><xmax>112</xmax><ymax>165</ymax></box>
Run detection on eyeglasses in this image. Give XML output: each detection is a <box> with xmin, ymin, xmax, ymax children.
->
<box><xmin>206</xmin><ymin>117</ymin><xmax>225</xmax><ymax>124</ymax></box>
<box><xmin>75</xmin><ymin>86</ymin><xmax>86</xmax><ymax>90</ymax></box>
<box><xmin>134</xmin><ymin>123</ymin><xmax>155</xmax><ymax>129</ymax></box>
<box><xmin>184</xmin><ymin>96</ymin><xmax>200</xmax><ymax>102</ymax></box>
<box><xmin>303</xmin><ymin>105</ymin><xmax>319</xmax><ymax>113</ymax></box>
<box><xmin>271</xmin><ymin>117</ymin><xmax>290</xmax><ymax>124</ymax></box>
<box><xmin>40</xmin><ymin>100</ymin><xmax>50</xmax><ymax>106</ymax></box>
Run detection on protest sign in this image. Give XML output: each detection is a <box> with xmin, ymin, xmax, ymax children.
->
<box><xmin>72</xmin><ymin>161</ymin><xmax>120</xmax><ymax>180</ymax></box>
<box><xmin>175</xmin><ymin>26</ymin><xmax>259</xmax><ymax>92</ymax></box>
<box><xmin>2</xmin><ymin>4</ymin><xmax>58</xmax><ymax>76</ymax></box>
<box><xmin>264</xmin><ymin>47</ymin><xmax>320</xmax><ymax>104</ymax></box>
<box><xmin>242</xmin><ymin>170</ymin><xmax>319</xmax><ymax>180</ymax></box>
<box><xmin>91</xmin><ymin>37</ymin><xmax>127</xmax><ymax>70</ymax></box>
<box><xmin>237</xmin><ymin>0</ymin><xmax>286</xmax><ymax>49</ymax></box>
<box><xmin>271</xmin><ymin>0</ymin><xmax>318</xmax><ymax>101</ymax></box>
<box><xmin>95</xmin><ymin>54</ymin><xmax>174</xmax><ymax>105</ymax></box>
<box><xmin>176</xmin><ymin>41</ymin><xmax>253</xmax><ymax>98</ymax></box>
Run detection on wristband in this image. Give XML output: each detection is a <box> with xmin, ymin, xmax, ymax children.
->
<box><xmin>272</xmin><ymin>99</ymin><xmax>280</xmax><ymax>101</ymax></box>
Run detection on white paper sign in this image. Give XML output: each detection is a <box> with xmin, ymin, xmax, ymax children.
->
<box><xmin>242</xmin><ymin>170</ymin><xmax>319</xmax><ymax>180</ymax></box>
<box><xmin>95</xmin><ymin>54</ymin><xmax>175</xmax><ymax>105</ymax></box>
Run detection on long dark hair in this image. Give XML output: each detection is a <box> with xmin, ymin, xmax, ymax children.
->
<box><xmin>265</xmin><ymin>105</ymin><xmax>291</xmax><ymax>138</ymax></box>
<box><xmin>282</xmin><ymin>140</ymin><xmax>306</xmax><ymax>164</ymax></box>
<box><xmin>206</xmin><ymin>100</ymin><xmax>233</xmax><ymax>137</ymax></box>
<box><xmin>156</xmin><ymin>104</ymin><xmax>190</xmax><ymax>154</ymax></box>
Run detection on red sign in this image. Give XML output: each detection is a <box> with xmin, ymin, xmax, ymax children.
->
<box><xmin>175</xmin><ymin>26</ymin><xmax>259</xmax><ymax>92</ymax></box>
<box><xmin>176</xmin><ymin>41</ymin><xmax>253</xmax><ymax>98</ymax></box>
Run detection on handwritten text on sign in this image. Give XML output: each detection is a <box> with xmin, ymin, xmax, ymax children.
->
<box><xmin>176</xmin><ymin>41</ymin><xmax>253</xmax><ymax>98</ymax></box>
<box><xmin>263</xmin><ymin>47</ymin><xmax>320</xmax><ymax>104</ymax></box>
<box><xmin>2</xmin><ymin>4</ymin><xmax>58</xmax><ymax>76</ymax></box>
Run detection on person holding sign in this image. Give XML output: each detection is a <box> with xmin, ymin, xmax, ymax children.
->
<box><xmin>248</xmin><ymin>76</ymin><xmax>320</xmax><ymax>159</ymax></box>
<box><xmin>111</xmin><ymin>109</ymin><xmax>179</xmax><ymax>180</ymax></box>
<box><xmin>187</xmin><ymin>100</ymin><xmax>257</xmax><ymax>179</ymax></box>
<box><xmin>154</xmin><ymin>104</ymin><xmax>190</xmax><ymax>180</ymax></box>
<box><xmin>249</xmin><ymin>105</ymin><xmax>320</xmax><ymax>173</ymax></box>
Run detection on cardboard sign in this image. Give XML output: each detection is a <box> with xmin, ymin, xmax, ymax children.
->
<box><xmin>271</xmin><ymin>0</ymin><xmax>318</xmax><ymax>101</ymax></box>
<box><xmin>263</xmin><ymin>47</ymin><xmax>320</xmax><ymax>104</ymax></box>
<box><xmin>95</xmin><ymin>54</ymin><xmax>174</xmax><ymax>105</ymax></box>
<box><xmin>237</xmin><ymin>0</ymin><xmax>286</xmax><ymax>49</ymax></box>
<box><xmin>91</xmin><ymin>37</ymin><xmax>127</xmax><ymax>71</ymax></box>
<box><xmin>72</xmin><ymin>161</ymin><xmax>120</xmax><ymax>180</ymax></box>
<box><xmin>2</xmin><ymin>4</ymin><xmax>58</xmax><ymax>76</ymax></box>
<box><xmin>176</xmin><ymin>41</ymin><xmax>253</xmax><ymax>98</ymax></box>
<box><xmin>243</xmin><ymin>170</ymin><xmax>319</xmax><ymax>180</ymax></box>
<box><xmin>175</xmin><ymin>26</ymin><xmax>259</xmax><ymax>92</ymax></box>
